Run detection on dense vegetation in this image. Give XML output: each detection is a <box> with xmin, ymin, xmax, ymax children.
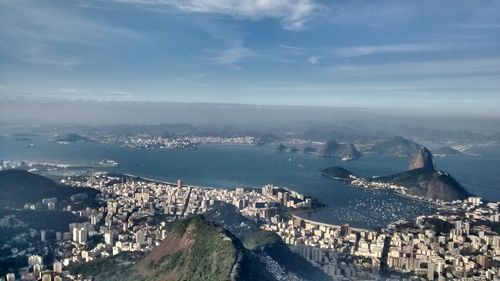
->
<box><xmin>150</xmin><ymin>216</ymin><xmax>238</xmax><ymax>281</ymax></box>
<box><xmin>204</xmin><ymin>203</ymin><xmax>332</xmax><ymax>281</ymax></box>
<box><xmin>0</xmin><ymin>209</ymin><xmax>85</xmax><ymax>231</ymax></box>
<box><xmin>72</xmin><ymin>216</ymin><xmax>276</xmax><ymax>281</ymax></box>
<box><xmin>0</xmin><ymin>170</ymin><xmax>97</xmax><ymax>276</ymax></box>
<box><xmin>321</xmin><ymin>166</ymin><xmax>354</xmax><ymax>181</ymax></box>
<box><xmin>0</xmin><ymin>209</ymin><xmax>87</xmax><ymax>276</ymax></box>
<box><xmin>377</xmin><ymin>168</ymin><xmax>471</xmax><ymax>200</ymax></box>
<box><xmin>424</xmin><ymin>217</ymin><xmax>454</xmax><ymax>235</ymax></box>
<box><xmin>0</xmin><ymin>169</ymin><xmax>99</xmax><ymax>208</ymax></box>
<box><xmin>68</xmin><ymin>253</ymin><xmax>144</xmax><ymax>281</ymax></box>
<box><xmin>53</xmin><ymin>133</ymin><xmax>89</xmax><ymax>142</ymax></box>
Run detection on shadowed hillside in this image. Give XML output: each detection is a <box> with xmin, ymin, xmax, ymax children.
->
<box><xmin>0</xmin><ymin>169</ymin><xmax>99</xmax><ymax>208</ymax></box>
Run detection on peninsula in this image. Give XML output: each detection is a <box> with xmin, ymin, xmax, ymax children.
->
<box><xmin>322</xmin><ymin>147</ymin><xmax>472</xmax><ymax>202</ymax></box>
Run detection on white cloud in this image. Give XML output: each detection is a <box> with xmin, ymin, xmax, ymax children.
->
<box><xmin>110</xmin><ymin>0</ymin><xmax>320</xmax><ymax>30</ymax></box>
<box><xmin>332</xmin><ymin>42</ymin><xmax>461</xmax><ymax>59</ymax></box>
<box><xmin>307</xmin><ymin>56</ymin><xmax>320</xmax><ymax>64</ymax></box>
<box><xmin>210</xmin><ymin>43</ymin><xmax>255</xmax><ymax>65</ymax></box>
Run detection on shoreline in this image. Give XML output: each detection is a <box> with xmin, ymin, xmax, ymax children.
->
<box><xmin>113</xmin><ymin>172</ymin><xmax>426</xmax><ymax>230</ymax></box>
<box><xmin>291</xmin><ymin>211</ymin><xmax>370</xmax><ymax>232</ymax></box>
<box><xmin>116</xmin><ymin>172</ymin><xmax>376</xmax><ymax>229</ymax></box>
<box><xmin>322</xmin><ymin>173</ymin><xmax>444</xmax><ymax>206</ymax></box>
<box><xmin>119</xmin><ymin>173</ymin><xmax>224</xmax><ymax>190</ymax></box>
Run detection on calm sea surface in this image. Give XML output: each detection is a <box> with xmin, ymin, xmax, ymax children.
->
<box><xmin>1</xmin><ymin>140</ymin><xmax>499</xmax><ymax>228</ymax></box>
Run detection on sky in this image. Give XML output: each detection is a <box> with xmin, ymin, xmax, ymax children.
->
<box><xmin>1</xmin><ymin>0</ymin><xmax>500</xmax><ymax>117</ymax></box>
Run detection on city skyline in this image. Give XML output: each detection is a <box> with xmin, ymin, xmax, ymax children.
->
<box><xmin>1</xmin><ymin>0</ymin><xmax>500</xmax><ymax>116</ymax></box>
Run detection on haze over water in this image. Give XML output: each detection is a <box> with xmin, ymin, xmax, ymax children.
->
<box><xmin>2</xmin><ymin>140</ymin><xmax>499</xmax><ymax>228</ymax></box>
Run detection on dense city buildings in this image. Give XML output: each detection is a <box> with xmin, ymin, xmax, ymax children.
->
<box><xmin>1</xmin><ymin>172</ymin><xmax>499</xmax><ymax>280</ymax></box>
<box><xmin>101</xmin><ymin>135</ymin><xmax>257</xmax><ymax>149</ymax></box>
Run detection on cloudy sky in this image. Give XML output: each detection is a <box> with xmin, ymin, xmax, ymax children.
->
<box><xmin>1</xmin><ymin>0</ymin><xmax>499</xmax><ymax>115</ymax></box>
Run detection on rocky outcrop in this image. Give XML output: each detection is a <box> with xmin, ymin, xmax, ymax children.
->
<box><xmin>323</xmin><ymin>147</ymin><xmax>472</xmax><ymax>201</ymax></box>
<box><xmin>317</xmin><ymin>140</ymin><xmax>361</xmax><ymax>160</ymax></box>
<box><xmin>409</xmin><ymin>147</ymin><xmax>434</xmax><ymax>171</ymax></box>
<box><xmin>378</xmin><ymin>148</ymin><xmax>471</xmax><ymax>201</ymax></box>
<box><xmin>376</xmin><ymin>169</ymin><xmax>471</xmax><ymax>201</ymax></box>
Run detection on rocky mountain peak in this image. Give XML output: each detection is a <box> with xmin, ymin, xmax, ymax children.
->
<box><xmin>409</xmin><ymin>147</ymin><xmax>434</xmax><ymax>171</ymax></box>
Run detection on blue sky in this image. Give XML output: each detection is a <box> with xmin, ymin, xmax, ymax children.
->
<box><xmin>1</xmin><ymin>0</ymin><xmax>500</xmax><ymax>115</ymax></box>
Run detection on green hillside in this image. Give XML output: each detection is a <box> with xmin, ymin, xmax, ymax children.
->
<box><xmin>0</xmin><ymin>169</ymin><xmax>99</xmax><ymax>208</ymax></box>
<box><xmin>204</xmin><ymin>203</ymin><xmax>332</xmax><ymax>281</ymax></box>
<box><xmin>71</xmin><ymin>216</ymin><xmax>276</xmax><ymax>281</ymax></box>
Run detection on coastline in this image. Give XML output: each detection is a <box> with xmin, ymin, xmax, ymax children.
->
<box><xmin>120</xmin><ymin>173</ymin><xmax>224</xmax><ymax>190</ymax></box>
<box><xmin>115</xmin><ymin>172</ymin><xmax>430</xmax><ymax>230</ymax></box>
<box><xmin>117</xmin><ymin>172</ymin><xmax>354</xmax><ymax>228</ymax></box>
<box><xmin>291</xmin><ymin>211</ymin><xmax>370</xmax><ymax>232</ymax></box>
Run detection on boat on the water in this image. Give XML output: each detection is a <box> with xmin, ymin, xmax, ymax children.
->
<box><xmin>341</xmin><ymin>156</ymin><xmax>354</xmax><ymax>161</ymax></box>
<box><xmin>99</xmin><ymin>159</ymin><xmax>118</xmax><ymax>166</ymax></box>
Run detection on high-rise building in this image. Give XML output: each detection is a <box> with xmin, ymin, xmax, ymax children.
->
<box><xmin>282</xmin><ymin>192</ymin><xmax>290</xmax><ymax>206</ymax></box>
<box><xmin>78</xmin><ymin>228</ymin><xmax>88</xmax><ymax>244</ymax></box>
<box><xmin>104</xmin><ymin>232</ymin><xmax>114</xmax><ymax>245</ymax></box>
<box><xmin>263</xmin><ymin>207</ymin><xmax>277</xmax><ymax>219</ymax></box>
<box><xmin>463</xmin><ymin>222</ymin><xmax>470</xmax><ymax>235</ymax></box>
<box><xmin>55</xmin><ymin>232</ymin><xmax>62</xmax><ymax>241</ymax></box>
<box><xmin>304</xmin><ymin>198</ymin><xmax>312</xmax><ymax>207</ymax></box>
<box><xmin>262</xmin><ymin>185</ymin><xmax>273</xmax><ymax>197</ymax></box>
<box><xmin>477</xmin><ymin>255</ymin><xmax>490</xmax><ymax>269</ymax></box>
<box><xmin>90</xmin><ymin>215</ymin><xmax>99</xmax><ymax>225</ymax></box>
<box><xmin>40</xmin><ymin>230</ymin><xmax>46</xmax><ymax>242</ymax></box>
<box><xmin>53</xmin><ymin>261</ymin><xmax>63</xmax><ymax>273</ymax></box>
<box><xmin>177</xmin><ymin>179</ymin><xmax>183</xmax><ymax>189</ymax></box>
<box><xmin>33</xmin><ymin>264</ymin><xmax>42</xmax><ymax>278</ymax></box>
<box><xmin>340</xmin><ymin>224</ymin><xmax>350</xmax><ymax>237</ymax></box>
<box><xmin>28</xmin><ymin>255</ymin><xmax>43</xmax><ymax>267</ymax></box>
<box><xmin>41</xmin><ymin>274</ymin><xmax>52</xmax><ymax>281</ymax></box>
<box><xmin>135</xmin><ymin>230</ymin><xmax>145</xmax><ymax>245</ymax></box>
<box><xmin>293</xmin><ymin>218</ymin><xmax>305</xmax><ymax>228</ymax></box>
<box><xmin>427</xmin><ymin>261</ymin><xmax>435</xmax><ymax>280</ymax></box>
<box><xmin>72</xmin><ymin>227</ymin><xmax>79</xmax><ymax>243</ymax></box>
<box><xmin>6</xmin><ymin>273</ymin><xmax>15</xmax><ymax>281</ymax></box>
<box><xmin>47</xmin><ymin>202</ymin><xmax>56</xmax><ymax>210</ymax></box>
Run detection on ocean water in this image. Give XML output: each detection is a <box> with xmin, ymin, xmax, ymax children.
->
<box><xmin>1</xmin><ymin>140</ymin><xmax>499</xmax><ymax>228</ymax></box>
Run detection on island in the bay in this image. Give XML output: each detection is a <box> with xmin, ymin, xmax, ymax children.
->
<box><xmin>322</xmin><ymin>147</ymin><xmax>471</xmax><ymax>202</ymax></box>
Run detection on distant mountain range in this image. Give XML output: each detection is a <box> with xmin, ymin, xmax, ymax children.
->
<box><xmin>355</xmin><ymin>136</ymin><xmax>422</xmax><ymax>157</ymax></box>
<box><xmin>72</xmin><ymin>203</ymin><xmax>331</xmax><ymax>281</ymax></box>
<box><xmin>432</xmin><ymin>146</ymin><xmax>463</xmax><ymax>157</ymax></box>
<box><xmin>316</xmin><ymin>140</ymin><xmax>362</xmax><ymax>160</ymax></box>
<box><xmin>279</xmin><ymin>136</ymin><xmax>426</xmax><ymax>160</ymax></box>
<box><xmin>322</xmin><ymin>148</ymin><xmax>472</xmax><ymax>201</ymax></box>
